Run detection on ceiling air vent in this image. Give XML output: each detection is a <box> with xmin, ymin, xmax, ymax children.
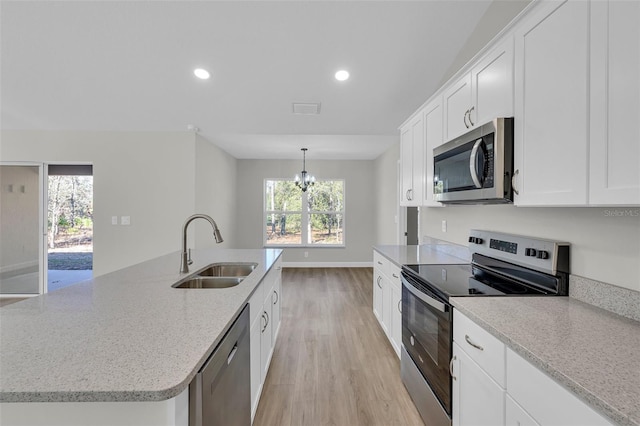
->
<box><xmin>292</xmin><ymin>102</ymin><xmax>321</xmax><ymax>115</ymax></box>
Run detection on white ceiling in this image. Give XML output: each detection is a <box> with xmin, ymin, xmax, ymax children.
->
<box><xmin>0</xmin><ymin>0</ymin><xmax>493</xmax><ymax>160</ymax></box>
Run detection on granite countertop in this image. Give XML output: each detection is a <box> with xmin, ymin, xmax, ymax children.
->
<box><xmin>451</xmin><ymin>296</ymin><xmax>640</xmax><ymax>426</ymax></box>
<box><xmin>0</xmin><ymin>248</ymin><xmax>282</xmax><ymax>403</ymax></box>
<box><xmin>374</xmin><ymin>242</ymin><xmax>470</xmax><ymax>266</ymax></box>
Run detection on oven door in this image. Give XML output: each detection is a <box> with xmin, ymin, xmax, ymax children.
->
<box><xmin>401</xmin><ymin>272</ymin><xmax>453</xmax><ymax>416</ymax></box>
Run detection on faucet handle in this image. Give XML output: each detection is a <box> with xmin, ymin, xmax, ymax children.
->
<box><xmin>188</xmin><ymin>248</ymin><xmax>193</xmax><ymax>266</ymax></box>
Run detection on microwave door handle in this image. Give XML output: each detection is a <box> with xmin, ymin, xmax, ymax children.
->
<box><xmin>469</xmin><ymin>138</ymin><xmax>484</xmax><ymax>189</ymax></box>
<box><xmin>402</xmin><ymin>277</ymin><xmax>446</xmax><ymax>313</ymax></box>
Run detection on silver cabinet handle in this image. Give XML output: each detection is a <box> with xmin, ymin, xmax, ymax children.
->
<box><xmin>512</xmin><ymin>169</ymin><xmax>520</xmax><ymax>195</ymax></box>
<box><xmin>398</xmin><ymin>299</ymin><xmax>402</xmax><ymax>313</ymax></box>
<box><xmin>392</xmin><ymin>273</ymin><xmax>399</xmax><ymax>279</ymax></box>
<box><xmin>450</xmin><ymin>355</ymin><xmax>457</xmax><ymax>380</ymax></box>
<box><xmin>377</xmin><ymin>261</ymin><xmax>383</xmax><ymax>265</ymax></box>
<box><xmin>377</xmin><ymin>276</ymin><xmax>382</xmax><ymax>289</ymax></box>
<box><xmin>273</xmin><ymin>290</ymin><xmax>279</xmax><ymax>305</ymax></box>
<box><xmin>465</xmin><ymin>334</ymin><xmax>484</xmax><ymax>351</ymax></box>
<box><xmin>469</xmin><ymin>138</ymin><xmax>485</xmax><ymax>189</ymax></box>
<box><xmin>261</xmin><ymin>313</ymin><xmax>267</xmax><ymax>332</ymax></box>
<box><xmin>468</xmin><ymin>106</ymin><xmax>475</xmax><ymax>126</ymax></box>
<box><xmin>227</xmin><ymin>344</ymin><xmax>238</xmax><ymax>365</ymax></box>
<box><xmin>406</xmin><ymin>189</ymin><xmax>413</xmax><ymax>201</ymax></box>
<box><xmin>265</xmin><ymin>311</ymin><xmax>269</xmax><ymax>327</ymax></box>
<box><xmin>463</xmin><ymin>109</ymin><xmax>470</xmax><ymax>128</ymax></box>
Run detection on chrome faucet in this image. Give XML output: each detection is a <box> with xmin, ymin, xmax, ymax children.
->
<box><xmin>181</xmin><ymin>214</ymin><xmax>224</xmax><ymax>273</ymax></box>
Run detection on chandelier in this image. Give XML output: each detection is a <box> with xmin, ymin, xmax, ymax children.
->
<box><xmin>294</xmin><ymin>148</ymin><xmax>315</xmax><ymax>192</ymax></box>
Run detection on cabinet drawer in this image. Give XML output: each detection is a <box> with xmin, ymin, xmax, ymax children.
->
<box><xmin>373</xmin><ymin>251</ymin><xmax>390</xmax><ymax>277</ymax></box>
<box><xmin>506</xmin><ymin>348</ymin><xmax>613</xmax><ymax>426</ymax></box>
<box><xmin>453</xmin><ymin>310</ymin><xmax>505</xmax><ymax>387</ymax></box>
<box><xmin>248</xmin><ymin>282</ymin><xmax>264</xmax><ymax>327</ymax></box>
<box><xmin>388</xmin><ymin>263</ymin><xmax>401</xmax><ymax>290</ymax></box>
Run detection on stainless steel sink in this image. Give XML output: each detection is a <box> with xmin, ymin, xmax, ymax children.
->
<box><xmin>197</xmin><ymin>263</ymin><xmax>257</xmax><ymax>278</ymax></box>
<box><xmin>173</xmin><ymin>276</ymin><xmax>244</xmax><ymax>289</ymax></box>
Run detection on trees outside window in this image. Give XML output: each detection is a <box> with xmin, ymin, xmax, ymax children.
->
<box><xmin>264</xmin><ymin>179</ymin><xmax>344</xmax><ymax>246</ymax></box>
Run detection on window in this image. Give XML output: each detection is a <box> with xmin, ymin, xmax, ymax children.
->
<box><xmin>264</xmin><ymin>179</ymin><xmax>344</xmax><ymax>246</ymax></box>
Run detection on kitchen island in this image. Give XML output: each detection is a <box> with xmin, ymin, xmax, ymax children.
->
<box><xmin>0</xmin><ymin>248</ymin><xmax>282</xmax><ymax>425</ymax></box>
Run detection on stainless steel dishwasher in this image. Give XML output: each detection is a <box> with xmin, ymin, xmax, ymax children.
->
<box><xmin>189</xmin><ymin>304</ymin><xmax>250</xmax><ymax>426</ymax></box>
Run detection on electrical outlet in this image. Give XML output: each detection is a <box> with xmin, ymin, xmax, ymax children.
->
<box><xmin>442</xmin><ymin>220</ymin><xmax>447</xmax><ymax>233</ymax></box>
<box><xmin>304</xmin><ymin>251</ymin><xmax>309</xmax><ymax>258</ymax></box>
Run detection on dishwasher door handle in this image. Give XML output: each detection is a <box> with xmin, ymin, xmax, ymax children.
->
<box><xmin>227</xmin><ymin>344</ymin><xmax>238</xmax><ymax>365</ymax></box>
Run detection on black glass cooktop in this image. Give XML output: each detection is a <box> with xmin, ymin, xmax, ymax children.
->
<box><xmin>402</xmin><ymin>261</ymin><xmax>554</xmax><ymax>301</ymax></box>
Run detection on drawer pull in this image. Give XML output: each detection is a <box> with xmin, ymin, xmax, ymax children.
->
<box><xmin>392</xmin><ymin>273</ymin><xmax>399</xmax><ymax>279</ymax></box>
<box><xmin>465</xmin><ymin>334</ymin><xmax>484</xmax><ymax>351</ymax></box>
<box><xmin>377</xmin><ymin>261</ymin><xmax>383</xmax><ymax>265</ymax></box>
<box><xmin>450</xmin><ymin>355</ymin><xmax>457</xmax><ymax>380</ymax></box>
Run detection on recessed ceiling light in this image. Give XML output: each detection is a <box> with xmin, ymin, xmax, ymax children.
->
<box><xmin>335</xmin><ymin>70</ymin><xmax>350</xmax><ymax>81</ymax></box>
<box><xmin>194</xmin><ymin>68</ymin><xmax>210</xmax><ymax>80</ymax></box>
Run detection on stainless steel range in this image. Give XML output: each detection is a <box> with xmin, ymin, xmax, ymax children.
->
<box><xmin>400</xmin><ymin>230</ymin><xmax>570</xmax><ymax>426</ymax></box>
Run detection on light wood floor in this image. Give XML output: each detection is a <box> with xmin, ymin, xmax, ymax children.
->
<box><xmin>253</xmin><ymin>268</ymin><xmax>424</xmax><ymax>426</ymax></box>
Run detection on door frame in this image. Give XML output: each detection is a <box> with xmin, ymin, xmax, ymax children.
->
<box><xmin>0</xmin><ymin>161</ymin><xmax>46</xmax><ymax>297</ymax></box>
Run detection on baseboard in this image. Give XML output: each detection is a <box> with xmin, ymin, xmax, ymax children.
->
<box><xmin>281</xmin><ymin>262</ymin><xmax>373</xmax><ymax>268</ymax></box>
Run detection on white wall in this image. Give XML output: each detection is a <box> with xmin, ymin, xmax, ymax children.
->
<box><xmin>1</xmin><ymin>130</ymin><xmax>196</xmax><ymax>276</ymax></box>
<box><xmin>421</xmin><ymin>205</ymin><xmax>640</xmax><ymax>292</ymax></box>
<box><xmin>0</xmin><ymin>165</ymin><xmax>40</xmax><ymax>272</ymax></box>
<box><xmin>194</xmin><ymin>135</ymin><xmax>238</xmax><ymax>249</ymax></box>
<box><xmin>374</xmin><ymin>141</ymin><xmax>400</xmax><ymax>245</ymax></box>
<box><xmin>235</xmin><ymin>159</ymin><xmax>375</xmax><ymax>264</ymax></box>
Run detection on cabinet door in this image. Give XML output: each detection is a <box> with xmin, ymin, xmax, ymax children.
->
<box><xmin>250</xmin><ymin>315</ymin><xmax>262</xmax><ymax>420</ymax></box>
<box><xmin>444</xmin><ymin>73</ymin><xmax>473</xmax><ymax>141</ymax></box>
<box><xmin>260</xmin><ymin>299</ymin><xmax>273</xmax><ymax>383</ymax></box>
<box><xmin>472</xmin><ymin>38</ymin><xmax>514</xmax><ymax>126</ymax></box>
<box><xmin>590</xmin><ymin>0</ymin><xmax>640</xmax><ymax>205</ymax></box>
<box><xmin>513</xmin><ymin>0</ymin><xmax>589</xmax><ymax>205</ymax></box>
<box><xmin>271</xmin><ymin>267</ymin><xmax>282</xmax><ymax>342</ymax></box>
<box><xmin>423</xmin><ymin>97</ymin><xmax>444</xmax><ymax>207</ymax></box>
<box><xmin>400</xmin><ymin>124</ymin><xmax>414</xmax><ymax>206</ymax></box>
<box><xmin>381</xmin><ymin>275</ymin><xmax>391</xmax><ymax>335</ymax></box>
<box><xmin>389</xmin><ymin>280</ymin><xmax>402</xmax><ymax>358</ymax></box>
<box><xmin>506</xmin><ymin>395</ymin><xmax>539</xmax><ymax>426</ymax></box>
<box><xmin>452</xmin><ymin>343</ymin><xmax>505</xmax><ymax>426</ymax></box>
<box><xmin>373</xmin><ymin>270</ymin><xmax>384</xmax><ymax>324</ymax></box>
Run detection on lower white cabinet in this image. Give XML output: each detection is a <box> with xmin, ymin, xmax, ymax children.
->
<box><xmin>453</xmin><ymin>309</ymin><xmax>614</xmax><ymax>426</ymax></box>
<box><xmin>452</xmin><ymin>343</ymin><xmax>505</xmax><ymax>426</ymax></box>
<box><xmin>372</xmin><ymin>250</ymin><xmax>402</xmax><ymax>358</ymax></box>
<box><xmin>249</xmin><ymin>259</ymin><xmax>282</xmax><ymax>422</ymax></box>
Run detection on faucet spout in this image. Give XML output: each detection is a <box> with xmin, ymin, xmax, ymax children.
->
<box><xmin>181</xmin><ymin>214</ymin><xmax>224</xmax><ymax>273</ymax></box>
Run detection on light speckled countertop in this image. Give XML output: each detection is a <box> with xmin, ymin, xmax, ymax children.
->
<box><xmin>374</xmin><ymin>242</ymin><xmax>470</xmax><ymax>266</ymax></box>
<box><xmin>0</xmin><ymin>248</ymin><xmax>281</xmax><ymax>403</ymax></box>
<box><xmin>451</xmin><ymin>297</ymin><xmax>640</xmax><ymax>426</ymax></box>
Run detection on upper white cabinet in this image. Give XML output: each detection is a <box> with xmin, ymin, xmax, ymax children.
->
<box><xmin>423</xmin><ymin>96</ymin><xmax>444</xmax><ymax>207</ymax></box>
<box><xmin>444</xmin><ymin>39</ymin><xmax>514</xmax><ymax>142</ymax></box>
<box><xmin>589</xmin><ymin>0</ymin><xmax>640</xmax><ymax>205</ymax></box>
<box><xmin>513</xmin><ymin>0</ymin><xmax>590</xmax><ymax>206</ymax></box>
<box><xmin>400</xmin><ymin>112</ymin><xmax>425</xmax><ymax>206</ymax></box>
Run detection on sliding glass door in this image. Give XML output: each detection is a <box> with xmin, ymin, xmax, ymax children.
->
<box><xmin>0</xmin><ymin>163</ymin><xmax>45</xmax><ymax>295</ymax></box>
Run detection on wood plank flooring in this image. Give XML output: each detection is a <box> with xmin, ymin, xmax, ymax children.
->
<box><xmin>253</xmin><ymin>267</ymin><xmax>424</xmax><ymax>426</ymax></box>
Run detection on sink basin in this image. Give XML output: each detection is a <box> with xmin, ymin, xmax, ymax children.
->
<box><xmin>197</xmin><ymin>263</ymin><xmax>257</xmax><ymax>278</ymax></box>
<box><xmin>173</xmin><ymin>276</ymin><xmax>243</xmax><ymax>289</ymax></box>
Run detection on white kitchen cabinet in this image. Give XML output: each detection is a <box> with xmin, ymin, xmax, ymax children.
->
<box><xmin>249</xmin><ymin>259</ymin><xmax>282</xmax><ymax>422</ymax></box>
<box><xmin>507</xmin><ymin>348</ymin><xmax>613</xmax><ymax>426</ymax></box>
<box><xmin>372</xmin><ymin>250</ymin><xmax>402</xmax><ymax>358</ymax></box>
<box><xmin>452</xmin><ymin>310</ymin><xmax>506</xmax><ymax>426</ymax></box>
<box><xmin>400</xmin><ymin>112</ymin><xmax>424</xmax><ymax>206</ymax></box>
<box><xmin>452</xmin><ymin>343</ymin><xmax>506</xmax><ymax>426</ymax></box>
<box><xmin>506</xmin><ymin>395</ymin><xmax>540</xmax><ymax>426</ymax></box>
<box><xmin>443</xmin><ymin>39</ymin><xmax>514</xmax><ymax>142</ymax></box>
<box><xmin>389</xmin><ymin>272</ymin><xmax>402</xmax><ymax>357</ymax></box>
<box><xmin>589</xmin><ymin>0</ymin><xmax>640</xmax><ymax>205</ymax></box>
<box><xmin>423</xmin><ymin>96</ymin><xmax>444</xmax><ymax>207</ymax></box>
<box><xmin>513</xmin><ymin>0</ymin><xmax>589</xmax><ymax>205</ymax></box>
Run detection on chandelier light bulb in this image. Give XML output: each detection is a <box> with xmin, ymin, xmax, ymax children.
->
<box><xmin>335</xmin><ymin>70</ymin><xmax>350</xmax><ymax>81</ymax></box>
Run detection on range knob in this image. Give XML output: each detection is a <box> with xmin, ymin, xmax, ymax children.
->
<box><xmin>468</xmin><ymin>237</ymin><xmax>484</xmax><ymax>244</ymax></box>
<box><xmin>475</xmin><ymin>238</ymin><xmax>483</xmax><ymax>244</ymax></box>
<box><xmin>536</xmin><ymin>250</ymin><xmax>549</xmax><ymax>259</ymax></box>
<box><xmin>525</xmin><ymin>248</ymin><xmax>537</xmax><ymax>257</ymax></box>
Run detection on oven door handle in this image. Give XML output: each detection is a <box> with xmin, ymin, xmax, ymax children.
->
<box><xmin>402</xmin><ymin>277</ymin><xmax>447</xmax><ymax>313</ymax></box>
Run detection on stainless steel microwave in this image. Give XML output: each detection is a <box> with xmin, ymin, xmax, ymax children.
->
<box><xmin>433</xmin><ymin>117</ymin><xmax>514</xmax><ymax>204</ymax></box>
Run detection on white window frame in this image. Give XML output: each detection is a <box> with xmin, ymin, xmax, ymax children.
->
<box><xmin>263</xmin><ymin>178</ymin><xmax>345</xmax><ymax>248</ymax></box>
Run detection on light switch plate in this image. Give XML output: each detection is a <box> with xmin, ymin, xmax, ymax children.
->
<box><xmin>441</xmin><ymin>220</ymin><xmax>447</xmax><ymax>233</ymax></box>
<box><xmin>111</xmin><ymin>216</ymin><xmax>118</xmax><ymax>225</ymax></box>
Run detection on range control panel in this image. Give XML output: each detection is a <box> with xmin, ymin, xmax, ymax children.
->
<box><xmin>468</xmin><ymin>229</ymin><xmax>570</xmax><ymax>275</ymax></box>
